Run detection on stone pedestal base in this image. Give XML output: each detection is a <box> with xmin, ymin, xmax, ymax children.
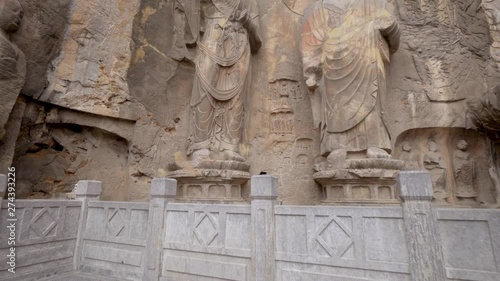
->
<box><xmin>314</xmin><ymin>159</ymin><xmax>403</xmax><ymax>204</ymax></box>
<box><xmin>168</xmin><ymin>160</ymin><xmax>250</xmax><ymax>202</ymax></box>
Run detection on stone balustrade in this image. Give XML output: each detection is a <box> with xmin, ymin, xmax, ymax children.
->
<box><xmin>0</xmin><ymin>172</ymin><xmax>498</xmax><ymax>281</ymax></box>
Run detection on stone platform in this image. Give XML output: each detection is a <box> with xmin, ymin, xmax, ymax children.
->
<box><xmin>168</xmin><ymin>159</ymin><xmax>250</xmax><ymax>202</ymax></box>
<box><xmin>314</xmin><ymin>158</ymin><xmax>404</xmax><ymax>204</ymax></box>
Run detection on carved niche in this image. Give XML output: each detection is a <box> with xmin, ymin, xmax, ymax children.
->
<box><xmin>394</xmin><ymin>128</ymin><xmax>497</xmax><ymax>207</ymax></box>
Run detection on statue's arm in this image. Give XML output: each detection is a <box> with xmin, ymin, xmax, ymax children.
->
<box><xmin>380</xmin><ymin>19</ymin><xmax>400</xmax><ymax>54</ymax></box>
<box><xmin>246</xmin><ymin>13</ymin><xmax>262</xmax><ymax>53</ymax></box>
<box><xmin>300</xmin><ymin>3</ymin><xmax>327</xmax><ymax>91</ymax></box>
<box><xmin>234</xmin><ymin>0</ymin><xmax>261</xmax><ymax>52</ymax></box>
<box><xmin>176</xmin><ymin>0</ymin><xmax>201</xmax><ymax>44</ymax></box>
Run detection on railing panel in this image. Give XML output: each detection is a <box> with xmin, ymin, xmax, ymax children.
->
<box><xmin>274</xmin><ymin>205</ymin><xmax>410</xmax><ymax>281</ymax></box>
<box><xmin>437</xmin><ymin>208</ymin><xmax>500</xmax><ymax>281</ymax></box>
<box><xmin>78</xmin><ymin>201</ymin><xmax>149</xmax><ymax>281</ymax></box>
<box><xmin>160</xmin><ymin>203</ymin><xmax>252</xmax><ymax>281</ymax></box>
<box><xmin>0</xmin><ymin>200</ymin><xmax>82</xmax><ymax>281</ymax></box>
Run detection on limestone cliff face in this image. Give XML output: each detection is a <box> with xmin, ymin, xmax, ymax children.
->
<box><xmin>3</xmin><ymin>0</ymin><xmax>499</xmax><ymax>205</ymax></box>
<box><xmin>37</xmin><ymin>0</ymin><xmax>140</xmax><ymax>120</ymax></box>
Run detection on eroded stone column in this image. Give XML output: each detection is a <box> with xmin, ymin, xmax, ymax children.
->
<box><xmin>398</xmin><ymin>171</ymin><xmax>447</xmax><ymax>281</ymax></box>
<box><xmin>73</xmin><ymin>180</ymin><xmax>102</xmax><ymax>271</ymax></box>
<box><xmin>251</xmin><ymin>175</ymin><xmax>278</xmax><ymax>281</ymax></box>
<box><xmin>143</xmin><ymin>178</ymin><xmax>177</xmax><ymax>281</ymax></box>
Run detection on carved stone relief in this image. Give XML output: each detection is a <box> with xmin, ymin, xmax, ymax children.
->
<box><xmin>268</xmin><ymin>79</ymin><xmax>303</xmax><ymax>141</ymax></box>
<box><xmin>301</xmin><ymin>0</ymin><xmax>400</xmax><ymax>163</ymax></box>
<box><xmin>400</xmin><ymin>141</ymin><xmax>422</xmax><ymax>170</ymax></box>
<box><xmin>424</xmin><ymin>139</ymin><xmax>449</xmax><ymax>204</ymax></box>
<box><xmin>394</xmin><ymin>128</ymin><xmax>497</xmax><ymax>207</ymax></box>
<box><xmin>453</xmin><ymin>140</ymin><xmax>478</xmax><ymax>202</ymax></box>
<box><xmin>0</xmin><ymin>0</ymin><xmax>25</xmax><ymax>140</ymax></box>
<box><xmin>168</xmin><ymin>0</ymin><xmax>262</xmax><ymax>201</ymax></box>
<box><xmin>185</xmin><ymin>0</ymin><xmax>262</xmax><ymax>163</ymax></box>
<box><xmin>4</xmin><ymin>0</ymin><xmax>500</xmax><ymax>205</ymax></box>
<box><xmin>300</xmin><ymin>0</ymin><xmax>404</xmax><ymax>204</ymax></box>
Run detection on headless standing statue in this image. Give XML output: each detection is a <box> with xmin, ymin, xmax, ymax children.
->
<box><xmin>185</xmin><ymin>0</ymin><xmax>262</xmax><ymax>163</ymax></box>
<box><xmin>0</xmin><ymin>0</ymin><xmax>25</xmax><ymax>140</ymax></box>
<box><xmin>301</xmin><ymin>0</ymin><xmax>400</xmax><ymax>166</ymax></box>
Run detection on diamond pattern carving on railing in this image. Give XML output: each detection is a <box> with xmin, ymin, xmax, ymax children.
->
<box><xmin>194</xmin><ymin>213</ymin><xmax>219</xmax><ymax>247</ymax></box>
<box><xmin>107</xmin><ymin>208</ymin><xmax>126</xmax><ymax>237</ymax></box>
<box><xmin>30</xmin><ymin>207</ymin><xmax>58</xmax><ymax>239</ymax></box>
<box><xmin>316</xmin><ymin>216</ymin><xmax>354</xmax><ymax>258</ymax></box>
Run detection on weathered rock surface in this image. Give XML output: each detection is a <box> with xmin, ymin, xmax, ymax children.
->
<box><xmin>1</xmin><ymin>0</ymin><xmax>499</xmax><ymax>205</ymax></box>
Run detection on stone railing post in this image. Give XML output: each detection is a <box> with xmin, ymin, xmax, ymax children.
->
<box><xmin>143</xmin><ymin>178</ymin><xmax>177</xmax><ymax>281</ymax></box>
<box><xmin>0</xmin><ymin>174</ymin><xmax>6</xmax><ymax>208</ymax></box>
<box><xmin>251</xmin><ymin>175</ymin><xmax>278</xmax><ymax>281</ymax></box>
<box><xmin>73</xmin><ymin>180</ymin><xmax>102</xmax><ymax>271</ymax></box>
<box><xmin>398</xmin><ymin>171</ymin><xmax>447</xmax><ymax>281</ymax></box>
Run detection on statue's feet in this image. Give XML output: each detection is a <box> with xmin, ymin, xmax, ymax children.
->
<box><xmin>191</xmin><ymin>148</ymin><xmax>210</xmax><ymax>167</ymax></box>
<box><xmin>366</xmin><ymin>147</ymin><xmax>391</xmax><ymax>159</ymax></box>
<box><xmin>223</xmin><ymin>150</ymin><xmax>245</xmax><ymax>162</ymax></box>
<box><xmin>326</xmin><ymin>149</ymin><xmax>348</xmax><ymax>169</ymax></box>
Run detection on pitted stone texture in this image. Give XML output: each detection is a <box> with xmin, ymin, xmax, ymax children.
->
<box><xmin>12</xmin><ymin>0</ymin><xmax>72</xmax><ymax>98</ymax></box>
<box><xmin>38</xmin><ymin>0</ymin><xmax>140</xmax><ymax>120</ymax></box>
<box><xmin>12</xmin><ymin>116</ymin><xmax>130</xmax><ymax>200</ymax></box>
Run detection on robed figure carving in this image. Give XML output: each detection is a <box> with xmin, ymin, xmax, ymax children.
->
<box><xmin>0</xmin><ymin>0</ymin><xmax>25</xmax><ymax>140</ymax></box>
<box><xmin>301</xmin><ymin>0</ymin><xmax>400</xmax><ymax>164</ymax></box>
<box><xmin>183</xmin><ymin>0</ymin><xmax>262</xmax><ymax>162</ymax></box>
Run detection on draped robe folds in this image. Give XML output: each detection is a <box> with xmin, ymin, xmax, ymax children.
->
<box><xmin>301</xmin><ymin>0</ymin><xmax>400</xmax><ymax>156</ymax></box>
<box><xmin>187</xmin><ymin>0</ymin><xmax>261</xmax><ymax>156</ymax></box>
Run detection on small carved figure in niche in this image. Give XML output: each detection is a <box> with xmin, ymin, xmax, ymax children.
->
<box><xmin>400</xmin><ymin>141</ymin><xmax>420</xmax><ymax>170</ymax></box>
<box><xmin>424</xmin><ymin>140</ymin><xmax>448</xmax><ymax>203</ymax></box>
<box><xmin>453</xmin><ymin>140</ymin><xmax>477</xmax><ymax>200</ymax></box>
<box><xmin>300</xmin><ymin>0</ymin><xmax>400</xmax><ymax>166</ymax></box>
<box><xmin>0</xmin><ymin>0</ymin><xmax>25</xmax><ymax>140</ymax></box>
<box><xmin>183</xmin><ymin>0</ymin><xmax>262</xmax><ymax>162</ymax></box>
